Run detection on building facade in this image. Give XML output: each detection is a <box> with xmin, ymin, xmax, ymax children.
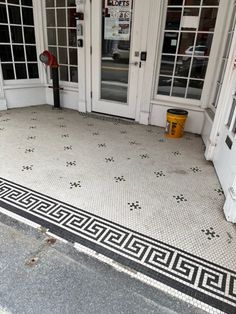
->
<box><xmin>0</xmin><ymin>0</ymin><xmax>235</xmax><ymax>219</ymax></box>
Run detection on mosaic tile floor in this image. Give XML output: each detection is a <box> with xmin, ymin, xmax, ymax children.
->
<box><xmin>0</xmin><ymin>105</ymin><xmax>236</xmax><ymax>313</ymax></box>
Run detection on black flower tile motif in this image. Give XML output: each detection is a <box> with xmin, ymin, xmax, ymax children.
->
<box><xmin>154</xmin><ymin>171</ymin><xmax>166</xmax><ymax>178</ymax></box>
<box><xmin>21</xmin><ymin>165</ymin><xmax>33</xmax><ymax>171</ymax></box>
<box><xmin>146</xmin><ymin>129</ymin><xmax>153</xmax><ymax>133</ymax></box>
<box><xmin>59</xmin><ymin>125</ymin><xmax>67</xmax><ymax>128</ymax></box>
<box><xmin>113</xmin><ymin>120</ymin><xmax>120</xmax><ymax>125</ymax></box>
<box><xmin>25</xmin><ymin>148</ymin><xmax>35</xmax><ymax>153</ymax></box>
<box><xmin>105</xmin><ymin>157</ymin><xmax>114</xmax><ymax>163</ymax></box>
<box><xmin>31</xmin><ymin>111</ymin><xmax>37</xmax><ymax>114</ymax></box>
<box><xmin>66</xmin><ymin>161</ymin><xmax>76</xmax><ymax>167</ymax></box>
<box><xmin>30</xmin><ymin>118</ymin><xmax>37</xmax><ymax>121</ymax></box>
<box><xmin>158</xmin><ymin>139</ymin><xmax>165</xmax><ymax>143</ymax></box>
<box><xmin>214</xmin><ymin>188</ymin><xmax>224</xmax><ymax>196</ymax></box>
<box><xmin>92</xmin><ymin>132</ymin><xmax>99</xmax><ymax>136</ymax></box>
<box><xmin>0</xmin><ymin>127</ymin><xmax>5</xmax><ymax>131</ymax></box>
<box><xmin>120</xmin><ymin>130</ymin><xmax>127</xmax><ymax>134</ymax></box>
<box><xmin>27</xmin><ymin>136</ymin><xmax>36</xmax><ymax>140</ymax></box>
<box><xmin>185</xmin><ymin>136</ymin><xmax>193</xmax><ymax>141</ymax></box>
<box><xmin>70</xmin><ymin>181</ymin><xmax>81</xmax><ymax>189</ymax></box>
<box><xmin>140</xmin><ymin>154</ymin><xmax>150</xmax><ymax>159</ymax></box>
<box><xmin>29</xmin><ymin>126</ymin><xmax>36</xmax><ymax>129</ymax></box>
<box><xmin>64</xmin><ymin>145</ymin><xmax>72</xmax><ymax>151</ymax></box>
<box><xmin>190</xmin><ymin>167</ymin><xmax>202</xmax><ymax>173</ymax></box>
<box><xmin>114</xmin><ymin>176</ymin><xmax>126</xmax><ymax>182</ymax></box>
<box><xmin>172</xmin><ymin>151</ymin><xmax>181</xmax><ymax>156</ymax></box>
<box><xmin>128</xmin><ymin>201</ymin><xmax>141</xmax><ymax>211</ymax></box>
<box><xmin>58</xmin><ymin>117</ymin><xmax>64</xmax><ymax>120</ymax></box>
<box><xmin>201</xmin><ymin>227</ymin><xmax>220</xmax><ymax>240</ymax></box>
<box><xmin>129</xmin><ymin>141</ymin><xmax>140</xmax><ymax>145</ymax></box>
<box><xmin>173</xmin><ymin>194</ymin><xmax>187</xmax><ymax>203</ymax></box>
<box><xmin>1</xmin><ymin>118</ymin><xmax>10</xmax><ymax>122</ymax></box>
<box><xmin>61</xmin><ymin>134</ymin><xmax>69</xmax><ymax>138</ymax></box>
<box><xmin>98</xmin><ymin>143</ymin><xmax>106</xmax><ymax>148</ymax></box>
<box><xmin>87</xmin><ymin>123</ymin><xmax>94</xmax><ymax>127</ymax></box>
<box><xmin>0</xmin><ymin>178</ymin><xmax>236</xmax><ymax>313</ymax></box>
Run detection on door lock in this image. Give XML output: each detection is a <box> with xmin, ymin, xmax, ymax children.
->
<box><xmin>129</xmin><ymin>61</ymin><xmax>139</xmax><ymax>66</ymax></box>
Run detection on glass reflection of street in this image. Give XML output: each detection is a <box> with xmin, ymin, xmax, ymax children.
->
<box><xmin>101</xmin><ymin>39</ymin><xmax>130</xmax><ymax>103</ymax></box>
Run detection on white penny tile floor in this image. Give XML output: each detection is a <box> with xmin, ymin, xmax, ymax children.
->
<box><xmin>0</xmin><ymin>105</ymin><xmax>235</xmax><ymax>314</ymax></box>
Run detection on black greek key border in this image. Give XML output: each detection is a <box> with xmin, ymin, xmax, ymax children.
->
<box><xmin>0</xmin><ymin>177</ymin><xmax>235</xmax><ymax>314</ymax></box>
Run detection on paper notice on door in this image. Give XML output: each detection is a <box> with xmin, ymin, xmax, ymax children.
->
<box><xmin>104</xmin><ymin>0</ymin><xmax>132</xmax><ymax>41</ymax></box>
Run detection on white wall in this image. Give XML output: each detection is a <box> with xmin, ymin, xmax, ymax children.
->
<box><xmin>46</xmin><ymin>88</ymin><xmax>79</xmax><ymax>110</ymax></box>
<box><xmin>201</xmin><ymin>111</ymin><xmax>213</xmax><ymax>146</ymax></box>
<box><xmin>4</xmin><ymin>86</ymin><xmax>46</xmax><ymax>108</ymax></box>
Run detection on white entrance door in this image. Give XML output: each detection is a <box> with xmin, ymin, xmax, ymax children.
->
<box><xmin>91</xmin><ymin>0</ymin><xmax>143</xmax><ymax>119</ymax></box>
<box><xmin>213</xmin><ymin>65</ymin><xmax>236</xmax><ymax>221</ymax></box>
<box><xmin>213</xmin><ymin>67</ymin><xmax>236</xmax><ymax>195</ymax></box>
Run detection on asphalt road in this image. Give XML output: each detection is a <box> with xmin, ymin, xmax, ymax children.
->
<box><xmin>0</xmin><ymin>212</ymin><xmax>207</xmax><ymax>314</ymax></box>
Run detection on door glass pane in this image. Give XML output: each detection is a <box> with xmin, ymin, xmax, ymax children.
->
<box><xmin>0</xmin><ymin>4</ymin><xmax>7</xmax><ymax>23</ymax></box>
<box><xmin>187</xmin><ymin>80</ymin><xmax>203</xmax><ymax>99</ymax></box>
<box><xmin>58</xmin><ymin>28</ymin><xmax>66</xmax><ymax>46</ymax></box>
<box><xmin>160</xmin><ymin>55</ymin><xmax>175</xmax><ymax>75</ymax></box>
<box><xmin>2</xmin><ymin>63</ymin><xmax>14</xmax><ymax>80</ymax></box>
<box><xmin>11</xmin><ymin>26</ymin><xmax>23</xmax><ymax>43</ymax></box>
<box><xmin>22</xmin><ymin>0</ymin><xmax>33</xmax><ymax>6</ymax></box>
<box><xmin>13</xmin><ymin>45</ymin><xmax>25</xmax><ymax>61</ymax></box>
<box><xmin>22</xmin><ymin>7</ymin><xmax>34</xmax><ymax>25</ymax></box>
<box><xmin>172</xmin><ymin>78</ymin><xmax>187</xmax><ymax>97</ymax></box>
<box><xmin>157</xmin><ymin>76</ymin><xmax>172</xmax><ymax>96</ymax></box>
<box><xmin>202</xmin><ymin>0</ymin><xmax>219</xmax><ymax>5</ymax></box>
<box><xmin>101</xmin><ymin>0</ymin><xmax>133</xmax><ymax>103</ymax></box>
<box><xmin>198</xmin><ymin>8</ymin><xmax>218</xmax><ymax>32</ymax></box>
<box><xmin>190</xmin><ymin>57</ymin><xmax>208</xmax><ymax>79</ymax></box>
<box><xmin>24</xmin><ymin>27</ymin><xmax>35</xmax><ymax>43</ymax></box>
<box><xmin>57</xmin><ymin>9</ymin><xmax>66</xmax><ymax>27</ymax></box>
<box><xmin>185</xmin><ymin>0</ymin><xmax>201</xmax><ymax>5</ymax></box>
<box><xmin>25</xmin><ymin>45</ymin><xmax>37</xmax><ymax>61</ymax></box>
<box><xmin>0</xmin><ymin>25</ymin><xmax>10</xmax><ymax>42</ymax></box>
<box><xmin>165</xmin><ymin>8</ymin><xmax>182</xmax><ymax>30</ymax></box>
<box><xmin>60</xmin><ymin>66</ymin><xmax>68</xmax><ymax>81</ymax></box>
<box><xmin>178</xmin><ymin>32</ymin><xmax>195</xmax><ymax>54</ymax></box>
<box><xmin>0</xmin><ymin>45</ymin><xmax>12</xmax><ymax>61</ymax></box>
<box><xmin>28</xmin><ymin>63</ymin><xmax>39</xmax><ymax>78</ymax></box>
<box><xmin>163</xmin><ymin>32</ymin><xmax>179</xmax><ymax>54</ymax></box>
<box><xmin>58</xmin><ymin>47</ymin><xmax>67</xmax><ymax>64</ymax></box>
<box><xmin>168</xmin><ymin>0</ymin><xmax>183</xmax><ymax>5</ymax></box>
<box><xmin>46</xmin><ymin>9</ymin><xmax>55</xmax><ymax>27</ymax></box>
<box><xmin>70</xmin><ymin>66</ymin><xmax>78</xmax><ymax>82</ymax></box>
<box><xmin>15</xmin><ymin>63</ymin><xmax>27</xmax><ymax>79</ymax></box>
<box><xmin>47</xmin><ymin>28</ymin><xmax>56</xmax><ymax>45</ymax></box>
<box><xmin>68</xmin><ymin>8</ymin><xmax>76</xmax><ymax>27</ymax></box>
<box><xmin>69</xmin><ymin>48</ymin><xmax>77</xmax><ymax>65</ymax></box>
<box><xmin>8</xmin><ymin>6</ymin><xmax>21</xmax><ymax>24</ymax></box>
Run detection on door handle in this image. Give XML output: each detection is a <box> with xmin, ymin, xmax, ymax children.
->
<box><xmin>129</xmin><ymin>61</ymin><xmax>139</xmax><ymax>66</ymax></box>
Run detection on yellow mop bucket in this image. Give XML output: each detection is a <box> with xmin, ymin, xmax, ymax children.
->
<box><xmin>165</xmin><ymin>109</ymin><xmax>188</xmax><ymax>138</ymax></box>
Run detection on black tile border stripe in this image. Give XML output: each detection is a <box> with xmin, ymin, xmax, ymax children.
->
<box><xmin>0</xmin><ymin>177</ymin><xmax>235</xmax><ymax>314</ymax></box>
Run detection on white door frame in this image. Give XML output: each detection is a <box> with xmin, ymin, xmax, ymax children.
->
<box><xmin>205</xmin><ymin>27</ymin><xmax>236</xmax><ymax>161</ymax></box>
<box><xmin>83</xmin><ymin>0</ymin><xmax>153</xmax><ymax>122</ymax></box>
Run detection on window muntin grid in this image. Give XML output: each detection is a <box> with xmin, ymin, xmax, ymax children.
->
<box><xmin>157</xmin><ymin>0</ymin><xmax>219</xmax><ymax>100</ymax></box>
<box><xmin>0</xmin><ymin>0</ymin><xmax>39</xmax><ymax>80</ymax></box>
<box><xmin>45</xmin><ymin>0</ymin><xmax>78</xmax><ymax>83</ymax></box>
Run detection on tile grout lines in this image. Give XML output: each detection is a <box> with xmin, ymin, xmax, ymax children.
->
<box><xmin>0</xmin><ymin>177</ymin><xmax>235</xmax><ymax>314</ymax></box>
